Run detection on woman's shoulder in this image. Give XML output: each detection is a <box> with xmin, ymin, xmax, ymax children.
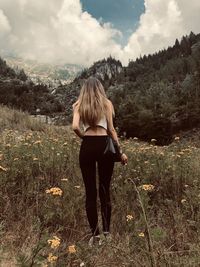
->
<box><xmin>105</xmin><ymin>98</ymin><xmax>113</xmax><ymax>107</ymax></box>
<box><xmin>105</xmin><ymin>99</ymin><xmax>114</xmax><ymax>111</ymax></box>
<box><xmin>105</xmin><ymin>99</ymin><xmax>115</xmax><ymax>116</ymax></box>
<box><xmin>72</xmin><ymin>100</ymin><xmax>79</xmax><ymax>110</ymax></box>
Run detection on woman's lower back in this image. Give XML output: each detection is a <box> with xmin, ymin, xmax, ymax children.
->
<box><xmin>84</xmin><ymin>126</ymin><xmax>108</xmax><ymax>136</ymax></box>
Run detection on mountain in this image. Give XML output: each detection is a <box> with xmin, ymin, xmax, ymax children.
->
<box><xmin>107</xmin><ymin>31</ymin><xmax>200</xmax><ymax>144</ymax></box>
<box><xmin>5</xmin><ymin>56</ymin><xmax>83</xmax><ymax>89</ymax></box>
<box><xmin>0</xmin><ymin>57</ymin><xmax>64</xmax><ymax>116</ymax></box>
<box><xmin>0</xmin><ymin>55</ymin><xmax>122</xmax><ymax>124</ymax></box>
<box><xmin>58</xmin><ymin>31</ymin><xmax>200</xmax><ymax>145</ymax></box>
<box><xmin>1</xmin><ymin>31</ymin><xmax>200</xmax><ymax>145</ymax></box>
<box><xmin>54</xmin><ymin>56</ymin><xmax>123</xmax><ymax>122</ymax></box>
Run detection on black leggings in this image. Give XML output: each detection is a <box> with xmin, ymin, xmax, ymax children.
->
<box><xmin>79</xmin><ymin>136</ymin><xmax>114</xmax><ymax>236</ymax></box>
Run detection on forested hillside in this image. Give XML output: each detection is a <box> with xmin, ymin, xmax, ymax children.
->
<box><xmin>1</xmin><ymin>31</ymin><xmax>200</xmax><ymax>145</ymax></box>
<box><xmin>108</xmin><ymin>32</ymin><xmax>200</xmax><ymax>144</ymax></box>
<box><xmin>55</xmin><ymin>56</ymin><xmax>122</xmax><ymax>122</ymax></box>
<box><xmin>55</xmin><ymin>31</ymin><xmax>200</xmax><ymax>144</ymax></box>
<box><xmin>0</xmin><ymin>57</ymin><xmax>64</xmax><ymax>115</ymax></box>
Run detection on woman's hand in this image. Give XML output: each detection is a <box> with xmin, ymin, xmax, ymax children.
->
<box><xmin>121</xmin><ymin>153</ymin><xmax>128</xmax><ymax>165</ymax></box>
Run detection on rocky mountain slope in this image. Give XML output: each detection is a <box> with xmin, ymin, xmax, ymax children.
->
<box><xmin>54</xmin><ymin>56</ymin><xmax>123</xmax><ymax>122</ymax></box>
<box><xmin>5</xmin><ymin>56</ymin><xmax>83</xmax><ymax>89</ymax></box>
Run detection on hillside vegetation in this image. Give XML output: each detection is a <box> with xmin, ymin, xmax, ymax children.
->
<box><xmin>1</xmin><ymin>32</ymin><xmax>200</xmax><ymax>145</ymax></box>
<box><xmin>0</xmin><ymin>106</ymin><xmax>200</xmax><ymax>266</ymax></box>
<box><xmin>57</xmin><ymin>31</ymin><xmax>200</xmax><ymax>145</ymax></box>
<box><xmin>108</xmin><ymin>32</ymin><xmax>200</xmax><ymax>144</ymax></box>
<box><xmin>0</xmin><ymin>58</ymin><xmax>64</xmax><ymax>115</ymax></box>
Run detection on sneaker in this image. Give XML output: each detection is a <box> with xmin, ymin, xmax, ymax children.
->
<box><xmin>88</xmin><ymin>234</ymin><xmax>101</xmax><ymax>247</ymax></box>
<box><xmin>103</xmin><ymin>232</ymin><xmax>112</xmax><ymax>242</ymax></box>
<box><xmin>103</xmin><ymin>231</ymin><xmax>110</xmax><ymax>236</ymax></box>
<box><xmin>98</xmin><ymin>234</ymin><xmax>105</xmax><ymax>246</ymax></box>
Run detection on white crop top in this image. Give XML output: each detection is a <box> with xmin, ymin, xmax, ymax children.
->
<box><xmin>82</xmin><ymin>115</ymin><xmax>107</xmax><ymax>132</ymax></box>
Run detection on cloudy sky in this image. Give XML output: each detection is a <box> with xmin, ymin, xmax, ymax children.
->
<box><xmin>0</xmin><ymin>0</ymin><xmax>200</xmax><ymax>66</ymax></box>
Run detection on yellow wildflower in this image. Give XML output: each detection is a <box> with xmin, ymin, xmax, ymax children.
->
<box><xmin>45</xmin><ymin>187</ymin><xmax>63</xmax><ymax>196</ymax></box>
<box><xmin>61</xmin><ymin>178</ymin><xmax>68</xmax><ymax>181</ymax></box>
<box><xmin>138</xmin><ymin>232</ymin><xmax>145</xmax><ymax>237</ymax></box>
<box><xmin>47</xmin><ymin>253</ymin><xmax>58</xmax><ymax>263</ymax></box>
<box><xmin>33</xmin><ymin>140</ymin><xmax>42</xmax><ymax>145</ymax></box>
<box><xmin>47</xmin><ymin>236</ymin><xmax>61</xmax><ymax>249</ymax></box>
<box><xmin>0</xmin><ymin>165</ymin><xmax>8</xmax><ymax>172</ymax></box>
<box><xmin>182</xmin><ymin>148</ymin><xmax>191</xmax><ymax>153</ymax></box>
<box><xmin>181</xmin><ymin>199</ymin><xmax>187</xmax><ymax>203</ymax></box>
<box><xmin>68</xmin><ymin>245</ymin><xmax>76</xmax><ymax>254</ymax></box>
<box><xmin>5</xmin><ymin>143</ymin><xmax>11</xmax><ymax>148</ymax></box>
<box><xmin>139</xmin><ymin>184</ymin><xmax>155</xmax><ymax>191</ymax></box>
<box><xmin>126</xmin><ymin>214</ymin><xmax>134</xmax><ymax>222</ymax></box>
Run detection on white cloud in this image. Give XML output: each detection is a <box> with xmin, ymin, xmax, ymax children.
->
<box><xmin>0</xmin><ymin>9</ymin><xmax>11</xmax><ymax>55</ymax></box>
<box><xmin>0</xmin><ymin>0</ymin><xmax>122</xmax><ymax>66</ymax></box>
<box><xmin>0</xmin><ymin>9</ymin><xmax>11</xmax><ymax>35</ymax></box>
<box><xmin>122</xmin><ymin>0</ymin><xmax>200</xmax><ymax>64</ymax></box>
<box><xmin>0</xmin><ymin>0</ymin><xmax>200</xmax><ymax>66</ymax></box>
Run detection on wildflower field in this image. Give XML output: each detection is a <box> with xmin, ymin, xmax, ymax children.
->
<box><xmin>0</xmin><ymin>105</ymin><xmax>200</xmax><ymax>267</ymax></box>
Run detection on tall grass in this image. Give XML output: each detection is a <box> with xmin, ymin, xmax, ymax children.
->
<box><xmin>0</xmin><ymin>106</ymin><xmax>200</xmax><ymax>266</ymax></box>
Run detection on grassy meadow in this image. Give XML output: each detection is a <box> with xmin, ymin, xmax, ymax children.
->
<box><xmin>0</xmin><ymin>105</ymin><xmax>200</xmax><ymax>267</ymax></box>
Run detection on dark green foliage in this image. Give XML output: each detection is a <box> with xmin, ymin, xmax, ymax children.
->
<box><xmin>1</xmin><ymin>31</ymin><xmax>200</xmax><ymax>143</ymax></box>
<box><xmin>0</xmin><ymin>57</ymin><xmax>16</xmax><ymax>78</ymax></box>
<box><xmin>0</xmin><ymin>57</ymin><xmax>65</xmax><ymax>115</ymax></box>
<box><xmin>107</xmin><ymin>32</ymin><xmax>200</xmax><ymax>145</ymax></box>
<box><xmin>18</xmin><ymin>69</ymin><xmax>27</xmax><ymax>81</ymax></box>
<box><xmin>77</xmin><ymin>56</ymin><xmax>122</xmax><ymax>86</ymax></box>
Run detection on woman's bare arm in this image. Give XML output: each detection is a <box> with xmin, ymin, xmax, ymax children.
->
<box><xmin>106</xmin><ymin>100</ymin><xmax>128</xmax><ymax>164</ymax></box>
<box><xmin>106</xmin><ymin>100</ymin><xmax>120</xmax><ymax>146</ymax></box>
<box><xmin>72</xmin><ymin>102</ymin><xmax>84</xmax><ymax>139</ymax></box>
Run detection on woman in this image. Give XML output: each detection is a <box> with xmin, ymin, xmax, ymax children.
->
<box><xmin>72</xmin><ymin>77</ymin><xmax>128</xmax><ymax>246</ymax></box>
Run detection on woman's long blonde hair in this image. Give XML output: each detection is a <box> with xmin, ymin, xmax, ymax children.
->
<box><xmin>77</xmin><ymin>77</ymin><xmax>113</xmax><ymax>126</ymax></box>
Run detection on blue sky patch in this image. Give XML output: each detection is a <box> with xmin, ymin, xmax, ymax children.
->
<box><xmin>81</xmin><ymin>0</ymin><xmax>145</xmax><ymax>46</ymax></box>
